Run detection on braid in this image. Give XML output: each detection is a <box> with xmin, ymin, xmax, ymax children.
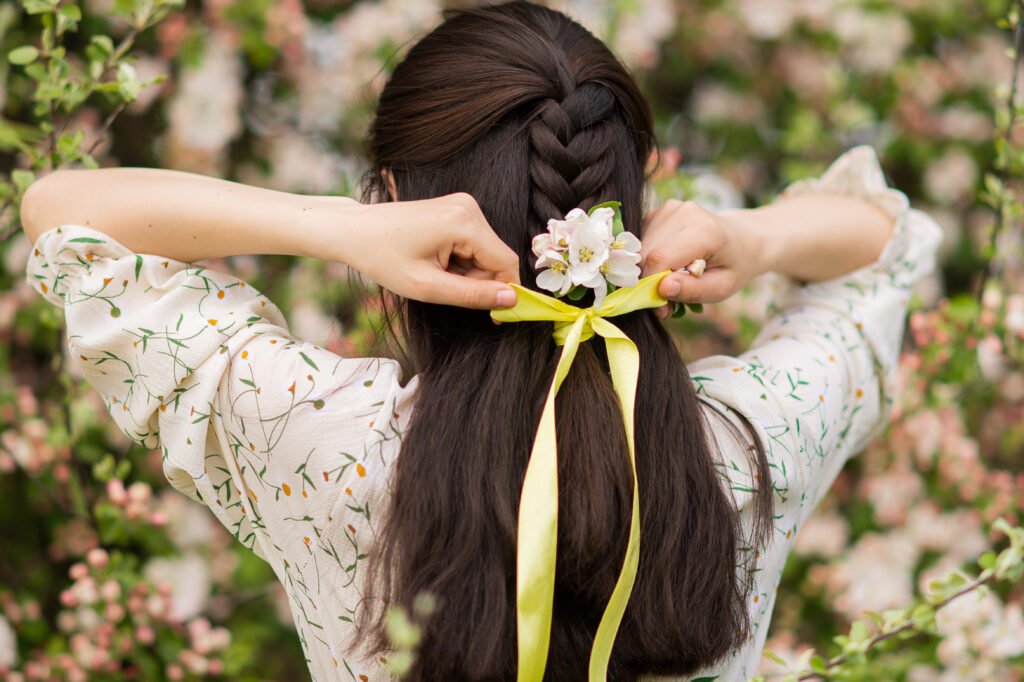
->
<box><xmin>528</xmin><ymin>82</ymin><xmax>618</xmax><ymax>224</ymax></box>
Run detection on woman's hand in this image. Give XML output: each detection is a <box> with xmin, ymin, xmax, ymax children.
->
<box><xmin>639</xmin><ymin>199</ymin><xmax>763</xmax><ymax>319</ymax></box>
<box><xmin>337</xmin><ymin>192</ymin><xmax>521</xmax><ymax>310</ymax></box>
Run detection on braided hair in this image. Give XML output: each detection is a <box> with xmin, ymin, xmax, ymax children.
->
<box><xmin>528</xmin><ymin>83</ymin><xmax>618</xmax><ymax>223</ymax></box>
<box><xmin>362</xmin><ymin>3</ymin><xmax>774</xmax><ymax>680</ymax></box>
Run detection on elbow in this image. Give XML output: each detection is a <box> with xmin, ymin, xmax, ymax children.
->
<box><xmin>20</xmin><ymin>170</ymin><xmax>73</xmax><ymax>244</ymax></box>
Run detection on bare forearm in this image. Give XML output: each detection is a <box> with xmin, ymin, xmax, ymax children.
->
<box><xmin>722</xmin><ymin>194</ymin><xmax>896</xmax><ymax>282</ymax></box>
<box><xmin>20</xmin><ymin>168</ymin><xmax>353</xmax><ymax>262</ymax></box>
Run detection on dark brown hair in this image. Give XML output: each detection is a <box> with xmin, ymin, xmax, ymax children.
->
<box><xmin>361</xmin><ymin>3</ymin><xmax>773</xmax><ymax>680</ymax></box>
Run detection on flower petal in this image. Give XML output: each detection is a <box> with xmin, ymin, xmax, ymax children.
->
<box><xmin>611</xmin><ymin>231</ymin><xmax>641</xmax><ymax>253</ymax></box>
<box><xmin>532</xmin><ymin>233</ymin><xmax>555</xmax><ymax>258</ymax></box>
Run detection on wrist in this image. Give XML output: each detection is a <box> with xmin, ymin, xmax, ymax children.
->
<box><xmin>719</xmin><ymin>206</ymin><xmax>779</xmax><ymax>278</ymax></box>
<box><xmin>293</xmin><ymin>194</ymin><xmax>364</xmax><ymax>263</ymax></box>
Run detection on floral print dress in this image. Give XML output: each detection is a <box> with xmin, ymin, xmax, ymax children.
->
<box><xmin>24</xmin><ymin>145</ymin><xmax>942</xmax><ymax>682</ymax></box>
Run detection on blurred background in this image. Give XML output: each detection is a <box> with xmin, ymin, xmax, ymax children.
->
<box><xmin>0</xmin><ymin>0</ymin><xmax>1021</xmax><ymax>679</ymax></box>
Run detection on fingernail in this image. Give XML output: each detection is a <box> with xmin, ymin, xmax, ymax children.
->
<box><xmin>663</xmin><ymin>278</ymin><xmax>681</xmax><ymax>298</ymax></box>
<box><xmin>495</xmin><ymin>288</ymin><xmax>517</xmax><ymax>308</ymax></box>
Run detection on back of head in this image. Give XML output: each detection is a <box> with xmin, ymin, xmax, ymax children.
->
<box><xmin>362</xmin><ymin>3</ymin><xmax>773</xmax><ymax>680</ymax></box>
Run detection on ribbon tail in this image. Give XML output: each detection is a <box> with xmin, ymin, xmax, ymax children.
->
<box><xmin>516</xmin><ymin>314</ymin><xmax>588</xmax><ymax>682</ymax></box>
<box><xmin>588</xmin><ymin>324</ymin><xmax>643</xmax><ymax>681</ymax></box>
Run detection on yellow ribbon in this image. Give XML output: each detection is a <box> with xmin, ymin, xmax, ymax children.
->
<box><xmin>490</xmin><ymin>271</ymin><xmax>671</xmax><ymax>682</ymax></box>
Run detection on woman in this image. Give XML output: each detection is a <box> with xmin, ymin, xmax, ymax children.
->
<box><xmin>20</xmin><ymin>2</ymin><xmax>941</xmax><ymax>680</ymax></box>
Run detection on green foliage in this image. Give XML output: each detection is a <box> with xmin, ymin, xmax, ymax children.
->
<box><xmin>1</xmin><ymin>0</ymin><xmax>1023</xmax><ymax>680</ymax></box>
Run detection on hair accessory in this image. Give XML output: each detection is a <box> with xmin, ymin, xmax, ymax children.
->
<box><xmin>491</xmin><ymin>269</ymin><xmax>672</xmax><ymax>682</ymax></box>
<box><xmin>531</xmin><ymin>202</ymin><xmax>642</xmax><ymax>309</ymax></box>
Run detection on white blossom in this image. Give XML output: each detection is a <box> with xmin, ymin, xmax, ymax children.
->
<box><xmin>533</xmin><ymin>205</ymin><xmax>643</xmax><ymax>307</ymax></box>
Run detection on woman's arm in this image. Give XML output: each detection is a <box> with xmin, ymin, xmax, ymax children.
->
<box><xmin>21</xmin><ymin>168</ymin><xmax>520</xmax><ymax>309</ymax></box>
<box><xmin>638</xmin><ymin>194</ymin><xmax>895</xmax><ymax>314</ymax></box>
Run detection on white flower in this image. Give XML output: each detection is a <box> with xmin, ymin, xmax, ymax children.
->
<box><xmin>535</xmin><ymin>250</ymin><xmax>573</xmax><ymax>296</ymax></box>
<box><xmin>534</xmin><ymin>205</ymin><xmax>643</xmax><ymax>307</ymax></box>
<box><xmin>546</xmin><ymin>207</ymin><xmax>589</xmax><ymax>250</ymax></box>
<box><xmin>567</xmin><ymin>219</ymin><xmax>612</xmax><ymax>308</ymax></box>
<box><xmin>531</xmin><ymin>232</ymin><xmax>556</xmax><ymax>259</ymax></box>
<box><xmin>601</xmin><ymin>250</ymin><xmax>641</xmax><ymax>289</ymax></box>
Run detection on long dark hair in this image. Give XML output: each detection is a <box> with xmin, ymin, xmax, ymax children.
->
<box><xmin>360</xmin><ymin>3</ymin><xmax>773</xmax><ymax>680</ymax></box>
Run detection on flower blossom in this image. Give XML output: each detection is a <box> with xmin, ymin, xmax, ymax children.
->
<box><xmin>532</xmin><ymin>205</ymin><xmax>642</xmax><ymax>307</ymax></box>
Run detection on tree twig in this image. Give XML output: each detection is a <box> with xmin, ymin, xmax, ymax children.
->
<box><xmin>795</xmin><ymin>572</ymin><xmax>995</xmax><ymax>681</ymax></box>
<box><xmin>974</xmin><ymin>0</ymin><xmax>1024</xmax><ymax>302</ymax></box>
<box><xmin>87</xmin><ymin>100</ymin><xmax>128</xmax><ymax>156</ymax></box>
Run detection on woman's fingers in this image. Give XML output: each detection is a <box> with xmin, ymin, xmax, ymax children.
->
<box><xmin>412</xmin><ymin>264</ymin><xmax>519</xmax><ymax>309</ymax></box>
<box><xmin>447</xmin><ymin>194</ymin><xmax>521</xmax><ymax>286</ymax></box>
<box><xmin>657</xmin><ymin>268</ymin><xmax>737</xmax><ymax>304</ymax></box>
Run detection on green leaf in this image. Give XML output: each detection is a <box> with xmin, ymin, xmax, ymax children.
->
<box><xmin>588</xmin><ymin>200</ymin><xmax>621</xmax><ymax>215</ymax></box>
<box><xmin>116</xmin><ymin>62</ymin><xmax>141</xmax><ymax>101</ymax></box>
<box><xmin>22</xmin><ymin>0</ymin><xmax>52</xmax><ymax>15</ymax></box>
<box><xmin>298</xmin><ymin>351</ymin><xmax>319</xmax><ymax>371</ymax></box>
<box><xmin>979</xmin><ymin>551</ymin><xmax>997</xmax><ymax>569</ymax></box>
<box><xmin>68</xmin><ymin>236</ymin><xmax>105</xmax><ymax>243</ymax></box>
<box><xmin>58</xmin><ymin>4</ymin><xmax>82</xmax><ymax>20</ymax></box>
<box><xmin>134</xmin><ymin>254</ymin><xmax>143</xmax><ymax>281</ymax></box>
<box><xmin>8</xmin><ymin>45</ymin><xmax>38</xmax><ymax>65</ymax></box>
<box><xmin>566</xmin><ymin>285</ymin><xmax>586</xmax><ymax>301</ymax></box>
<box><xmin>11</xmin><ymin>169</ymin><xmax>35</xmax><ymax>191</ymax></box>
<box><xmin>90</xmin><ymin>34</ymin><xmax>114</xmax><ymax>56</ymax></box>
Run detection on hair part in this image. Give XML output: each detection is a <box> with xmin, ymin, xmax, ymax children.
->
<box><xmin>360</xmin><ymin>3</ymin><xmax>774</xmax><ymax>680</ymax></box>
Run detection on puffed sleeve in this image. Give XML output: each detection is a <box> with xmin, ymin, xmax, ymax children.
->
<box><xmin>688</xmin><ymin>145</ymin><xmax>943</xmax><ymax>518</ymax></box>
<box><xmin>24</xmin><ymin>224</ymin><xmax>407</xmax><ymax>567</ymax></box>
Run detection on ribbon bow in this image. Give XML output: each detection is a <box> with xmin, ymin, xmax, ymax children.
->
<box><xmin>490</xmin><ymin>271</ymin><xmax>671</xmax><ymax>682</ymax></box>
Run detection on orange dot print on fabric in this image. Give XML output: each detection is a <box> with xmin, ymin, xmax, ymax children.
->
<box><xmin>269</xmin><ymin>339</ymin><xmax>276</xmax><ymax>344</ymax></box>
<box><xmin>103</xmin><ymin>277</ymin><xmax>112</xmax><ymax>286</ymax></box>
<box><xmin>217</xmin><ymin>290</ymin><xmax>225</xmax><ymax>299</ymax></box>
<box><xmin>282</xmin><ymin>483</ymin><xmax>291</xmax><ymax>496</ymax></box>
<box><xmin>41</xmin><ymin>282</ymin><xmax>48</xmax><ymax>293</ymax></box>
<box><xmin>857</xmin><ymin>388</ymin><xmax>864</xmax><ymax>398</ymax></box>
<box><xmin>241</xmin><ymin>350</ymin><xmax>248</xmax><ymax>359</ymax></box>
<box><xmin>86</xmin><ymin>254</ymin><xmax>94</xmax><ymax>260</ymax></box>
<box><xmin>208</xmin><ymin>319</ymin><xmax>217</xmax><ymax>325</ymax></box>
<box><xmin>287</xmin><ymin>381</ymin><xmax>296</xmax><ymax>393</ymax></box>
<box><xmin>356</xmin><ymin>464</ymin><xmax>366</xmax><ymax>477</ymax></box>
<box><xmin>322</xmin><ymin>471</ymin><xmax>329</xmax><ymax>482</ymax></box>
<box><xmin>754</xmin><ymin>595</ymin><xmax>759</xmax><ymax>603</ymax></box>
